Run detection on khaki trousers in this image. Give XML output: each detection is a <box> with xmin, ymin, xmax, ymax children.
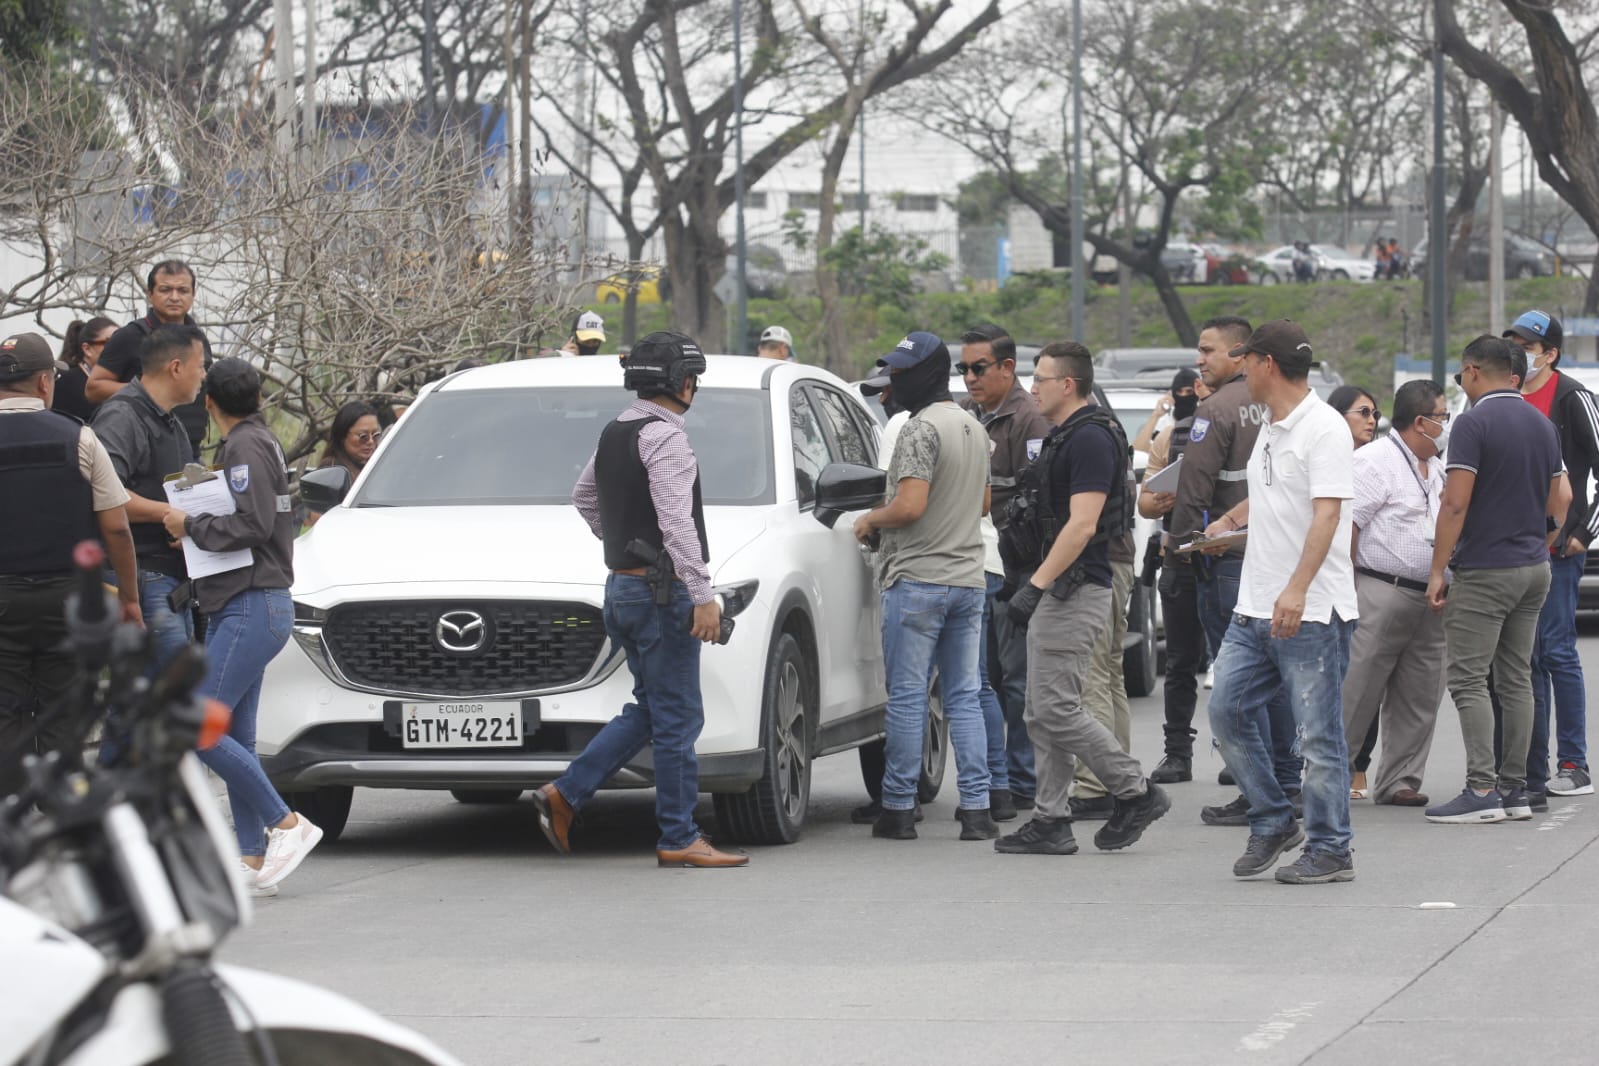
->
<box><xmin>1072</xmin><ymin>560</ymin><xmax>1134</xmax><ymax>799</ymax></box>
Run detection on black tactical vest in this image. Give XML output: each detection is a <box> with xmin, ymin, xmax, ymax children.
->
<box><xmin>595</xmin><ymin>416</ymin><xmax>709</xmax><ymax>571</ymax></box>
<box><xmin>0</xmin><ymin>410</ymin><xmax>96</xmax><ymax>575</ymax></box>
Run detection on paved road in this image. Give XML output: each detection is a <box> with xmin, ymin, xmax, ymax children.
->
<box><xmin>224</xmin><ymin>627</ymin><xmax>1599</xmax><ymax>1066</ymax></box>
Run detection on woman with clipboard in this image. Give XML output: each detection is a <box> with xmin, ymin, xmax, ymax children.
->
<box><xmin>164</xmin><ymin>359</ymin><xmax>321</xmax><ymax>896</ymax></box>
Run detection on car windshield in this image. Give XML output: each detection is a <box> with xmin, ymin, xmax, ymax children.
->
<box><xmin>1101</xmin><ymin>391</ymin><xmax>1163</xmax><ymax>445</ymax></box>
<box><xmin>354</xmin><ymin>386</ymin><xmax>773</xmax><ymax>507</ymax></box>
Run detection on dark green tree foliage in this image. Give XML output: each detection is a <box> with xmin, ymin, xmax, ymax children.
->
<box><xmin>0</xmin><ymin>0</ymin><xmax>73</xmax><ymax>60</ymax></box>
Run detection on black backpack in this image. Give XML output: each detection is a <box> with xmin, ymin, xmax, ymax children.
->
<box><xmin>999</xmin><ymin>407</ymin><xmax>1131</xmax><ymax>576</ymax></box>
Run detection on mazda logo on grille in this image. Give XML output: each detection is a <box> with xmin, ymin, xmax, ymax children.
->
<box><xmin>435</xmin><ymin>610</ymin><xmax>489</xmax><ymax>654</ymax></box>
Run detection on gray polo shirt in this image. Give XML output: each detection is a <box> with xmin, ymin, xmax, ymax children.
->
<box><xmin>1447</xmin><ymin>389</ymin><xmax>1563</xmax><ymax>570</ymax></box>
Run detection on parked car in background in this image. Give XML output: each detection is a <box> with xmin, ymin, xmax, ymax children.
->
<box><xmin>1410</xmin><ymin>234</ymin><xmax>1556</xmax><ymax>281</ymax></box>
<box><xmin>1160</xmin><ymin>242</ymin><xmax>1212</xmax><ymax>284</ymax></box>
<box><xmin>1095</xmin><ymin>347</ymin><xmax>1195</xmax><ymax>380</ymax></box>
<box><xmin>730</xmin><ymin>243</ymin><xmax>789</xmax><ymax>298</ymax></box>
<box><xmin>594</xmin><ymin>265</ymin><xmax>667</xmax><ymax>305</ymax></box>
<box><xmin>264</xmin><ymin>356</ymin><xmax>922</xmax><ymax>847</ymax></box>
<box><xmin>1259</xmin><ymin>244</ymin><xmax>1377</xmax><ymax>283</ymax></box>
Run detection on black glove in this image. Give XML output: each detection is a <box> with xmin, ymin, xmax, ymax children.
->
<box><xmin>1006</xmin><ymin>582</ymin><xmax>1044</xmax><ymax>628</ymax></box>
<box><xmin>995</xmin><ymin>578</ymin><xmax>1018</xmax><ymax>603</ymax></box>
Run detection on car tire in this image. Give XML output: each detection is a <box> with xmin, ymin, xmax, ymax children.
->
<box><xmin>1259</xmin><ymin>271</ymin><xmax>1278</xmax><ymax>286</ymax></box>
<box><xmin>714</xmin><ymin>632</ymin><xmax>814</xmax><ymax>845</ymax></box>
<box><xmin>280</xmin><ymin>785</ymin><xmax>353</xmax><ymax>843</ymax></box>
<box><xmin>449</xmin><ymin>789</ymin><xmax>522</xmax><ymax>804</ymax></box>
<box><xmin>1331</xmin><ymin>268</ymin><xmax>1350</xmax><ymax>281</ymax></box>
<box><xmin>602</xmin><ymin>293</ymin><xmax>620</xmax><ymax>304</ymax></box>
<box><xmin>1515</xmin><ymin>263</ymin><xmax>1535</xmax><ymax>279</ymax></box>
<box><xmin>1123</xmin><ymin>581</ymin><xmax>1159</xmax><ymax>698</ymax></box>
<box><xmin>856</xmin><ymin>675</ymin><xmax>950</xmax><ymax>804</ymax></box>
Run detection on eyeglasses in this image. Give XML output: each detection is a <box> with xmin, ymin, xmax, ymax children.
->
<box><xmin>1347</xmin><ymin>405</ymin><xmax>1379</xmax><ymax>420</ymax></box>
<box><xmin>955</xmin><ymin>360</ymin><xmax>995</xmax><ymax>378</ymax></box>
<box><xmin>1423</xmin><ymin>412</ymin><xmax>1450</xmax><ymax>426</ymax></box>
<box><xmin>1031</xmin><ymin>373</ymin><xmax>1069</xmax><ymax>384</ymax></box>
<box><xmin>351</xmin><ymin>430</ymin><xmax>382</xmax><ymax>444</ymax></box>
<box><xmin>1454</xmin><ymin>364</ymin><xmax>1478</xmax><ymax>387</ymax></box>
<box><xmin>85</xmin><ymin>338</ymin><xmax>109</xmax><ymax>348</ymax></box>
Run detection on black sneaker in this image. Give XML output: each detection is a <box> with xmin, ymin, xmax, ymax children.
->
<box><xmin>1233</xmin><ymin>826</ymin><xmax>1306</xmax><ymax>878</ymax></box>
<box><xmin>994</xmin><ymin>816</ymin><xmax>1079</xmax><ymax>855</ymax></box>
<box><xmin>1201</xmin><ymin>795</ymin><xmax>1251</xmax><ymax>827</ymax></box>
<box><xmin>1012</xmin><ymin>792</ymin><xmax>1036</xmax><ymax>811</ymax></box>
<box><xmin>1274</xmin><ymin>848</ymin><xmax>1354</xmax><ymax>884</ymax></box>
<box><xmin>1218</xmin><ymin>766</ymin><xmax>1236</xmax><ymax>786</ymax></box>
<box><xmin>1094</xmin><ymin>783</ymin><xmax>1171</xmax><ymax>851</ymax></box>
<box><xmin>957</xmin><ymin>808</ymin><xmax>1001</xmax><ymax>840</ymax></box>
<box><xmin>1068</xmin><ymin>795</ymin><xmax>1115</xmax><ymax>821</ymax></box>
<box><xmin>990</xmin><ymin>789</ymin><xmax>1018</xmax><ymax>822</ymax></box>
<box><xmin>1499</xmin><ymin>788</ymin><xmax>1533</xmax><ymax>820</ymax></box>
<box><xmin>852</xmin><ymin>799</ymin><xmax>923</xmax><ymax>825</ymax></box>
<box><xmin>871</xmin><ymin>807</ymin><xmax>918</xmax><ymax>840</ymax></box>
<box><xmin>1151</xmin><ymin>755</ymin><xmax>1193</xmax><ymax>784</ymax></box>
<box><xmin>1528</xmin><ymin>790</ymin><xmax>1549</xmax><ymax>813</ymax></box>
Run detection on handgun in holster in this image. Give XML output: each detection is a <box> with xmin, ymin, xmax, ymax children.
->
<box><xmin>1139</xmin><ymin>531</ymin><xmax>1164</xmax><ymax>588</ymax></box>
<box><xmin>625</xmin><ymin>539</ymin><xmax>675</xmax><ymax>607</ymax></box>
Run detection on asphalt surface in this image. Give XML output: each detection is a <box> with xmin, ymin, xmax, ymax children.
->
<box><xmin>223</xmin><ymin>625</ymin><xmax>1599</xmax><ymax>1066</ymax></box>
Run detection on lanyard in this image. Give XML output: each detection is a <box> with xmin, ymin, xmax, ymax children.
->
<box><xmin>1390</xmin><ymin>434</ymin><xmax>1436</xmax><ymax>517</ymax></box>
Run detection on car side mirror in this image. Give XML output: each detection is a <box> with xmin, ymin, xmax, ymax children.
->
<box><xmin>813</xmin><ymin>462</ymin><xmax>886</xmax><ymax>529</ymax></box>
<box><xmin>299</xmin><ymin>465</ymin><xmax>352</xmax><ymax>511</ymax></box>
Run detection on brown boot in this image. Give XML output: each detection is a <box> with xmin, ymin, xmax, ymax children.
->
<box><xmin>531</xmin><ymin>784</ymin><xmax>574</xmax><ymax>854</ymax></box>
<box><xmin>656</xmin><ymin>836</ymin><xmax>750</xmax><ymax>868</ymax></box>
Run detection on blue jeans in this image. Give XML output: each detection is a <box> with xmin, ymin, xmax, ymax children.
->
<box><xmin>980</xmin><ymin>573</ymin><xmax>1009</xmax><ymax>792</ymax></box>
<box><xmin>880</xmin><ymin>579</ymin><xmax>989</xmax><ymax>811</ymax></box>
<box><xmin>1196</xmin><ymin>556</ymin><xmax>1302</xmax><ymax>792</ymax></box>
<box><xmin>1529</xmin><ymin>550</ymin><xmax>1588</xmax><ymax>789</ymax></box>
<box><xmin>195</xmin><ymin>588</ymin><xmax>294</xmax><ymax>857</ymax></box>
<box><xmin>988</xmin><ymin>577</ymin><xmax>1035</xmax><ymax>797</ymax></box>
<box><xmin>554</xmin><ymin>575</ymin><xmax>704</xmax><ymax>851</ymax></box>
<box><xmin>1208</xmin><ymin>614</ymin><xmax>1355</xmax><ymax>857</ymax></box>
<box><xmin>101</xmin><ymin>570</ymin><xmax>197</xmax><ymax>765</ymax></box>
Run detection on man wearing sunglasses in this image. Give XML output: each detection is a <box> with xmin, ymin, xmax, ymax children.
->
<box><xmin>1505</xmin><ymin>310</ymin><xmax>1598</xmax><ymax>801</ymax></box>
<box><xmin>1426</xmin><ymin>336</ymin><xmax>1570</xmax><ymax>825</ymax></box>
<box><xmin>958</xmin><ymin>324</ymin><xmax>1053</xmax><ymax>817</ymax></box>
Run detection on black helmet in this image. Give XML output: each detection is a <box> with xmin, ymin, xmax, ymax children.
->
<box><xmin>623</xmin><ymin>331</ymin><xmax>706</xmax><ymax>397</ymax></box>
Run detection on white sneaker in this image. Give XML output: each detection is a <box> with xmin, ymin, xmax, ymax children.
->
<box><xmin>1204</xmin><ymin>665</ymin><xmax>1215</xmax><ymax>690</ymax></box>
<box><xmin>238</xmin><ymin>860</ymin><xmax>278</xmax><ymax>898</ymax></box>
<box><xmin>256</xmin><ymin>815</ymin><xmax>323</xmax><ymax>889</ymax></box>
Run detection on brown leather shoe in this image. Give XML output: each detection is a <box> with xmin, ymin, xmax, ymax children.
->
<box><xmin>656</xmin><ymin>836</ymin><xmax>750</xmax><ymax>868</ymax></box>
<box><xmin>1387</xmin><ymin>788</ymin><xmax>1429</xmax><ymax>807</ymax></box>
<box><xmin>532</xmin><ymin>785</ymin><xmax>574</xmax><ymax>854</ymax></box>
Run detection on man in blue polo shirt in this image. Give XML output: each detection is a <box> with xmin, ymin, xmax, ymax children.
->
<box><xmin>1426</xmin><ymin>335</ymin><xmax>1570</xmax><ymax>824</ymax></box>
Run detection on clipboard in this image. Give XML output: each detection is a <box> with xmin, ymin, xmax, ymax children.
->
<box><xmin>1174</xmin><ymin>527</ymin><xmax>1249</xmax><ymax>554</ymax></box>
<box><xmin>1143</xmin><ymin>455</ymin><xmax>1182</xmax><ymax>495</ymax></box>
<box><xmin>163</xmin><ymin>463</ymin><xmax>253</xmax><ymax>579</ymax></box>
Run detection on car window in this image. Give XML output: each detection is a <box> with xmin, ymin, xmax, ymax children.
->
<box><xmin>355</xmin><ymin>386</ymin><xmax>773</xmax><ymax>507</ymax></box>
<box><xmin>789</xmin><ymin>387</ymin><xmax>831</xmax><ymax>507</ymax></box>
<box><xmin>808</xmin><ymin>384</ymin><xmax>877</xmax><ymax>468</ymax></box>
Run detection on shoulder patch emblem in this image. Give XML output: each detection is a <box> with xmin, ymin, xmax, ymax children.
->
<box><xmin>229</xmin><ymin>464</ymin><xmax>250</xmax><ymax>493</ymax></box>
<box><xmin>1190</xmin><ymin>417</ymin><xmax>1211</xmax><ymax>443</ymax></box>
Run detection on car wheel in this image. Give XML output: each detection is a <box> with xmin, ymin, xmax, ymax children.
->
<box><xmin>859</xmin><ymin>737</ymin><xmax>885</xmax><ymax>800</ymax></box>
<box><xmin>1259</xmin><ymin>270</ymin><xmax>1278</xmax><ymax>286</ymax></box>
<box><xmin>1123</xmin><ymin>581</ymin><xmax>1159</xmax><ymax>698</ymax></box>
<box><xmin>449</xmin><ymin>789</ymin><xmax>522</xmax><ymax>804</ymax></box>
<box><xmin>602</xmin><ymin>292</ymin><xmax>620</xmax><ymax>304</ymax></box>
<box><xmin>714</xmin><ymin>631</ymin><xmax>814</xmax><ymax>845</ymax></box>
<box><xmin>280</xmin><ymin>785</ymin><xmax>353</xmax><ymax>843</ymax></box>
<box><xmin>1331</xmin><ymin>268</ymin><xmax>1349</xmax><ymax>281</ymax></box>
<box><xmin>1515</xmin><ymin>263</ymin><xmax>1535</xmax><ymax>279</ymax></box>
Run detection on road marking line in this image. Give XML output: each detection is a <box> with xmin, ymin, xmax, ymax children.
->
<box><xmin>1240</xmin><ymin>1001</ymin><xmax>1319</xmax><ymax>1052</ymax></box>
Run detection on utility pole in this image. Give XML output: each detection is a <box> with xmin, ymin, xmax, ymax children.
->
<box><xmin>1118</xmin><ymin>160</ymin><xmax>1130</xmax><ymax>347</ymax></box>
<box><xmin>733</xmin><ymin>0</ymin><xmax>749</xmax><ymax>355</ymax></box>
<box><xmin>1487</xmin><ymin>3</ymin><xmax>1505</xmax><ymax>335</ymax></box>
<box><xmin>1429</xmin><ymin>0</ymin><xmax>1448</xmax><ymax>388</ymax></box>
<box><xmin>272</xmin><ymin>0</ymin><xmax>295</xmax><ymax>153</ymax></box>
<box><xmin>857</xmin><ymin>0</ymin><xmax>867</xmax><ymax>233</ymax></box>
<box><xmin>1069</xmin><ymin>0</ymin><xmax>1084</xmax><ymax>344</ymax></box>
<box><xmin>421</xmin><ymin>0</ymin><xmax>437</xmax><ymax>131</ymax></box>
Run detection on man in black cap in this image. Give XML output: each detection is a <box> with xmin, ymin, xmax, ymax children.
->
<box><xmin>1505</xmin><ymin>309</ymin><xmax>1598</xmax><ymax>800</ymax></box>
<box><xmin>1201</xmin><ymin>320</ymin><xmax>1358</xmax><ymax>883</ymax></box>
<box><xmin>1139</xmin><ymin>367</ymin><xmax>1209</xmax><ymax>783</ymax></box>
<box><xmin>0</xmin><ymin>333</ymin><xmax>141</xmax><ymax>796</ymax></box>
<box><xmin>534</xmin><ymin>332</ymin><xmax>745</xmax><ymax>868</ymax></box>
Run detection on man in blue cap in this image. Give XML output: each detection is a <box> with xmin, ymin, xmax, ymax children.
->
<box><xmin>1507</xmin><ymin>309</ymin><xmax>1599</xmax><ymax>800</ymax></box>
<box><xmin>853</xmin><ymin>332</ymin><xmax>996</xmax><ymax>841</ymax></box>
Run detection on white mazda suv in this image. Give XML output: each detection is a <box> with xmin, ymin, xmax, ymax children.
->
<box><xmin>259</xmin><ymin>356</ymin><xmax>913</xmax><ymax>845</ymax></box>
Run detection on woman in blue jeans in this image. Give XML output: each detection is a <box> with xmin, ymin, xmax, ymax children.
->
<box><xmin>164</xmin><ymin>358</ymin><xmax>320</xmax><ymax>897</ymax></box>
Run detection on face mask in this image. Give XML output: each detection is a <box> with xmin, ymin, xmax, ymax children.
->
<box><xmin>1425</xmin><ymin>418</ymin><xmax>1449</xmax><ymax>456</ymax></box>
<box><xmin>1173</xmin><ymin>393</ymin><xmax>1198</xmax><ymax>420</ymax></box>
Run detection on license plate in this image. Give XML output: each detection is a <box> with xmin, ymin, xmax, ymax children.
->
<box><xmin>400</xmin><ymin>702</ymin><xmax>522</xmax><ymax>749</ymax></box>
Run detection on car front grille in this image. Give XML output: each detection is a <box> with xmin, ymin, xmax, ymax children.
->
<box><xmin>323</xmin><ymin>600</ymin><xmax>607</xmax><ymax>695</ymax></box>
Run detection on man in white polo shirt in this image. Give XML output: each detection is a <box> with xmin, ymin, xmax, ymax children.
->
<box><xmin>1201</xmin><ymin>320</ymin><xmax>1358</xmax><ymax>884</ymax></box>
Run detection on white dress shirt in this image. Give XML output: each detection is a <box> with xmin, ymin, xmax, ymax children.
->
<box><xmin>1351</xmin><ymin>432</ymin><xmax>1444</xmax><ymax>583</ymax></box>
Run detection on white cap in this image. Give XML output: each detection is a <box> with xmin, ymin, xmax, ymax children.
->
<box><xmin>574</xmin><ymin>310</ymin><xmax>606</xmax><ymax>342</ymax></box>
<box><xmin>759</xmin><ymin>325</ymin><xmax>792</xmax><ymax>348</ymax></box>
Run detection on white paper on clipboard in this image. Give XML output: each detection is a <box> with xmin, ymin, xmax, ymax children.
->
<box><xmin>163</xmin><ymin>467</ymin><xmax>253</xmax><ymax>579</ymax></box>
<box><xmin>1143</xmin><ymin>455</ymin><xmax>1182</xmax><ymax>495</ymax></box>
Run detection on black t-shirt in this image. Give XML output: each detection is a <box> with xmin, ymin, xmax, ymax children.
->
<box><xmin>51</xmin><ymin>366</ymin><xmax>95</xmax><ymax>422</ymax></box>
<box><xmin>97</xmin><ymin>311</ymin><xmax>213</xmax><ymax>452</ymax></box>
<box><xmin>1044</xmin><ymin>408</ymin><xmax>1120</xmax><ymax>590</ymax></box>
